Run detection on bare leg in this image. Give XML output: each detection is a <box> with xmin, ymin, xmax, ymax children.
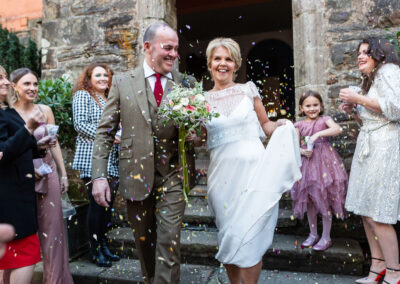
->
<box><xmin>240</xmin><ymin>260</ymin><xmax>262</xmax><ymax>284</ymax></box>
<box><xmin>9</xmin><ymin>265</ymin><xmax>35</xmax><ymax>284</ymax></box>
<box><xmin>362</xmin><ymin>217</ymin><xmax>386</xmax><ymax>280</ymax></box>
<box><xmin>225</xmin><ymin>264</ymin><xmax>240</xmax><ymax>284</ymax></box>
<box><xmin>0</xmin><ymin>269</ymin><xmax>9</xmax><ymax>284</ymax></box>
<box><xmin>365</xmin><ymin>218</ymin><xmax>400</xmax><ymax>283</ymax></box>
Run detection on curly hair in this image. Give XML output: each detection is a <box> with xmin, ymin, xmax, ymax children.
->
<box><xmin>72</xmin><ymin>63</ymin><xmax>114</xmax><ymax>106</ymax></box>
<box><xmin>357</xmin><ymin>38</ymin><xmax>400</xmax><ymax>93</ymax></box>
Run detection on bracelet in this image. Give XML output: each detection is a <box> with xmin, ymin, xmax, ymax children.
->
<box><xmin>61</xmin><ymin>176</ymin><xmax>68</xmax><ymax>180</ymax></box>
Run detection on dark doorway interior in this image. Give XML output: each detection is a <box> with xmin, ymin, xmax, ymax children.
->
<box><xmin>247</xmin><ymin>39</ymin><xmax>295</xmax><ymax>119</ymax></box>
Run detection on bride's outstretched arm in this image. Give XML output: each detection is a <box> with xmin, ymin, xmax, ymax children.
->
<box><xmin>254</xmin><ymin>97</ymin><xmax>277</xmax><ymax>136</ymax></box>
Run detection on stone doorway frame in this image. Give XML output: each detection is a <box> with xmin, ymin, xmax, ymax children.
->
<box><xmin>138</xmin><ymin>0</ymin><xmax>329</xmax><ymax>116</ymax></box>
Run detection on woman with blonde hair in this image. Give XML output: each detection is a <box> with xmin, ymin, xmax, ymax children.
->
<box><xmin>10</xmin><ymin>67</ymin><xmax>73</xmax><ymax>284</ymax></box>
<box><xmin>204</xmin><ymin>38</ymin><xmax>301</xmax><ymax>284</ymax></box>
<box><xmin>0</xmin><ymin>65</ymin><xmax>51</xmax><ymax>284</ymax></box>
<box><xmin>72</xmin><ymin>62</ymin><xmax>120</xmax><ymax>267</ymax></box>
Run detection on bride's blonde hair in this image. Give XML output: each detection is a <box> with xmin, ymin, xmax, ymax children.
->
<box><xmin>206</xmin><ymin>38</ymin><xmax>242</xmax><ymax>80</ymax></box>
<box><xmin>0</xmin><ymin>65</ymin><xmax>11</xmax><ymax>110</ymax></box>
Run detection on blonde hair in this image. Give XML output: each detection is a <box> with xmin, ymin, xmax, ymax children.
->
<box><xmin>0</xmin><ymin>65</ymin><xmax>10</xmax><ymax>110</ymax></box>
<box><xmin>9</xmin><ymin>68</ymin><xmax>38</xmax><ymax>106</ymax></box>
<box><xmin>206</xmin><ymin>38</ymin><xmax>242</xmax><ymax>79</ymax></box>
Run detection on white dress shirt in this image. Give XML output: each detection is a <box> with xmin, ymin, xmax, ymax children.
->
<box><xmin>143</xmin><ymin>60</ymin><xmax>173</xmax><ymax>92</ymax></box>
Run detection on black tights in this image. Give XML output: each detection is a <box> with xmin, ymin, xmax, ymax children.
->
<box><xmin>83</xmin><ymin>178</ymin><xmax>118</xmax><ymax>243</ymax></box>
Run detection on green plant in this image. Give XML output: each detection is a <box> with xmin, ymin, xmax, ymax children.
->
<box><xmin>23</xmin><ymin>39</ymin><xmax>41</xmax><ymax>76</ymax></box>
<box><xmin>5</xmin><ymin>33</ymin><xmax>24</xmax><ymax>74</ymax></box>
<box><xmin>0</xmin><ymin>26</ymin><xmax>40</xmax><ymax>76</ymax></box>
<box><xmin>387</xmin><ymin>27</ymin><xmax>400</xmax><ymax>59</ymax></box>
<box><xmin>37</xmin><ymin>77</ymin><xmax>76</xmax><ymax>149</ymax></box>
<box><xmin>0</xmin><ymin>27</ymin><xmax>9</xmax><ymax>69</ymax></box>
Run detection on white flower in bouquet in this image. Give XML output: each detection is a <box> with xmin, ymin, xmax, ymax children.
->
<box><xmin>173</xmin><ymin>104</ymin><xmax>183</xmax><ymax>111</ymax></box>
<box><xmin>181</xmin><ymin>97</ymin><xmax>189</xmax><ymax>106</ymax></box>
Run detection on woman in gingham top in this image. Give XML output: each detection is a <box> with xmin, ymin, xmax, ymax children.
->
<box><xmin>72</xmin><ymin>63</ymin><xmax>120</xmax><ymax>267</ymax></box>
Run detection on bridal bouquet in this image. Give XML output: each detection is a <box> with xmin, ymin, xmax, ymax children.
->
<box><xmin>158</xmin><ymin>81</ymin><xmax>219</xmax><ymax>201</ymax></box>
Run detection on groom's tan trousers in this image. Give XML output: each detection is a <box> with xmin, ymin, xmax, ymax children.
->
<box><xmin>127</xmin><ymin>174</ymin><xmax>186</xmax><ymax>284</ymax></box>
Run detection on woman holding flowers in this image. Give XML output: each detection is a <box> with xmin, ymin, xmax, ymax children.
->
<box><xmin>203</xmin><ymin>38</ymin><xmax>302</xmax><ymax>284</ymax></box>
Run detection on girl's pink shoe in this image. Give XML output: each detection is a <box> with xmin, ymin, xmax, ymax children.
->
<box><xmin>313</xmin><ymin>238</ymin><xmax>332</xmax><ymax>251</ymax></box>
<box><xmin>301</xmin><ymin>234</ymin><xmax>319</xmax><ymax>247</ymax></box>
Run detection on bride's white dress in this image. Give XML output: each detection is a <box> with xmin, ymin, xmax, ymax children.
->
<box><xmin>206</xmin><ymin>82</ymin><xmax>302</xmax><ymax>267</ymax></box>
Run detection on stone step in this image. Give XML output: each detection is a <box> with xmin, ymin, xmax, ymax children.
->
<box><xmin>190</xmin><ymin>185</ymin><xmax>293</xmax><ymax>209</ymax></box>
<box><xmin>184</xmin><ymin>195</ymin><xmax>298</xmax><ymax>229</ymax></box>
<box><xmin>107</xmin><ymin>228</ymin><xmax>365</xmax><ymax>276</ymax></box>
<box><xmin>33</xmin><ymin>256</ymin><xmax>360</xmax><ymax>284</ymax></box>
<box><xmin>187</xmin><ymin>186</ymin><xmax>366</xmax><ymax>241</ymax></box>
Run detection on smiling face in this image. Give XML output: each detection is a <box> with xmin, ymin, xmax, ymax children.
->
<box><xmin>13</xmin><ymin>73</ymin><xmax>38</xmax><ymax>103</ymax></box>
<box><xmin>300</xmin><ymin>95</ymin><xmax>322</xmax><ymax>120</ymax></box>
<box><xmin>0</xmin><ymin>72</ymin><xmax>10</xmax><ymax>103</ymax></box>
<box><xmin>358</xmin><ymin>43</ymin><xmax>376</xmax><ymax>75</ymax></box>
<box><xmin>144</xmin><ymin>26</ymin><xmax>179</xmax><ymax>75</ymax></box>
<box><xmin>90</xmin><ymin>66</ymin><xmax>109</xmax><ymax>94</ymax></box>
<box><xmin>209</xmin><ymin>46</ymin><xmax>237</xmax><ymax>86</ymax></box>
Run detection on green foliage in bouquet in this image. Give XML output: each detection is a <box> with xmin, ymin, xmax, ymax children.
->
<box><xmin>37</xmin><ymin>77</ymin><xmax>76</xmax><ymax>149</ymax></box>
<box><xmin>158</xmin><ymin>81</ymin><xmax>219</xmax><ymax>201</ymax></box>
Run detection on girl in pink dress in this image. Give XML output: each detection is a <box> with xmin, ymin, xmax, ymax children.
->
<box><xmin>291</xmin><ymin>90</ymin><xmax>348</xmax><ymax>251</ymax></box>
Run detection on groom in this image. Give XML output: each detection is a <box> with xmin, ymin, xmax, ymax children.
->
<box><xmin>91</xmin><ymin>23</ymin><xmax>196</xmax><ymax>284</ymax></box>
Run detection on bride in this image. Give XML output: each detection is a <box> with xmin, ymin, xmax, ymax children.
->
<box><xmin>204</xmin><ymin>38</ymin><xmax>302</xmax><ymax>284</ymax></box>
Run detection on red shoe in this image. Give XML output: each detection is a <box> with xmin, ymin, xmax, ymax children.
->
<box><xmin>382</xmin><ymin>266</ymin><xmax>400</xmax><ymax>284</ymax></box>
<box><xmin>356</xmin><ymin>257</ymin><xmax>386</xmax><ymax>284</ymax></box>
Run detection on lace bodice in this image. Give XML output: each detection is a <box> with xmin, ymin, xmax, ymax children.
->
<box><xmin>206</xmin><ymin>82</ymin><xmax>265</xmax><ymax>149</ymax></box>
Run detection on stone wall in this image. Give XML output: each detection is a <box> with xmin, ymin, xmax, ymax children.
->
<box><xmin>293</xmin><ymin>0</ymin><xmax>400</xmax><ymax>168</ymax></box>
<box><xmin>41</xmin><ymin>0</ymin><xmax>177</xmax><ymax>82</ymax></box>
<box><xmin>41</xmin><ymin>0</ymin><xmax>138</xmax><ymax>80</ymax></box>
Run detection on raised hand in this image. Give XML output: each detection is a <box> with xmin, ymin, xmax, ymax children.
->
<box><xmin>25</xmin><ymin>107</ymin><xmax>46</xmax><ymax>134</ymax></box>
<box><xmin>340</xmin><ymin>102</ymin><xmax>356</xmax><ymax>115</ymax></box>
<box><xmin>339</xmin><ymin>88</ymin><xmax>360</xmax><ymax>105</ymax></box>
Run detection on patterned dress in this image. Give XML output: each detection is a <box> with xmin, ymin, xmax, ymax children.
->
<box><xmin>345</xmin><ymin>63</ymin><xmax>400</xmax><ymax>224</ymax></box>
<box><xmin>291</xmin><ymin>116</ymin><xmax>348</xmax><ymax>219</ymax></box>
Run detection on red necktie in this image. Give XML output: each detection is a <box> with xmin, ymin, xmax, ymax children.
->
<box><xmin>153</xmin><ymin>73</ymin><xmax>163</xmax><ymax>106</ymax></box>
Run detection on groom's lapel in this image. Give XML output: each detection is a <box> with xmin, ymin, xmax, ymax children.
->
<box><xmin>130</xmin><ymin>68</ymin><xmax>151</xmax><ymax>126</ymax></box>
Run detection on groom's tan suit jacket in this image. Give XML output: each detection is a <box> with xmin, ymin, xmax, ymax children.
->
<box><xmin>91</xmin><ymin>64</ymin><xmax>196</xmax><ymax>201</ymax></box>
